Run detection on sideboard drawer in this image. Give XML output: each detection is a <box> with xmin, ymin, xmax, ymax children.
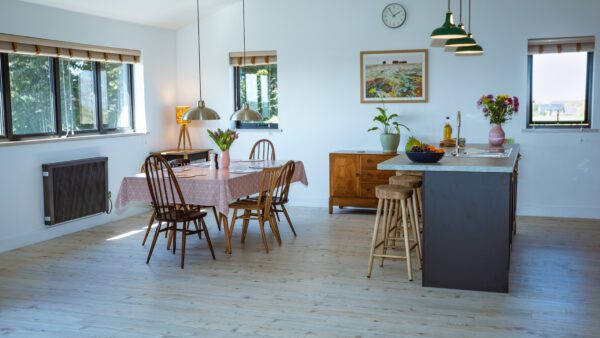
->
<box><xmin>360</xmin><ymin>155</ymin><xmax>394</xmax><ymax>170</ymax></box>
<box><xmin>360</xmin><ymin>182</ymin><xmax>380</xmax><ymax>198</ymax></box>
<box><xmin>360</xmin><ymin>169</ymin><xmax>394</xmax><ymax>183</ymax></box>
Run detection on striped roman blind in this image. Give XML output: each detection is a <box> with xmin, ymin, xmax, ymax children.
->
<box><xmin>528</xmin><ymin>36</ymin><xmax>595</xmax><ymax>55</ymax></box>
<box><xmin>229</xmin><ymin>50</ymin><xmax>277</xmax><ymax>66</ymax></box>
<box><xmin>0</xmin><ymin>33</ymin><xmax>141</xmax><ymax>63</ymax></box>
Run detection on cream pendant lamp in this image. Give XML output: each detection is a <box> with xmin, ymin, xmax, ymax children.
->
<box><xmin>456</xmin><ymin>0</ymin><xmax>484</xmax><ymax>55</ymax></box>
<box><xmin>230</xmin><ymin>0</ymin><xmax>263</xmax><ymax>122</ymax></box>
<box><xmin>183</xmin><ymin>0</ymin><xmax>220</xmax><ymax>121</ymax></box>
<box><xmin>431</xmin><ymin>0</ymin><xmax>468</xmax><ymax>40</ymax></box>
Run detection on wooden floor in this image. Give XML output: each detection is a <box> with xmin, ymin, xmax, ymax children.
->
<box><xmin>0</xmin><ymin>207</ymin><xmax>599</xmax><ymax>337</ymax></box>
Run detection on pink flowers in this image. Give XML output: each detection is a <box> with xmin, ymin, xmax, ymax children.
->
<box><xmin>477</xmin><ymin>94</ymin><xmax>519</xmax><ymax>125</ymax></box>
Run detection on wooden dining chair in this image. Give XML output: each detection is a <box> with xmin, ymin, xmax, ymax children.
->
<box><xmin>229</xmin><ymin>166</ymin><xmax>283</xmax><ymax>253</ymax></box>
<box><xmin>249</xmin><ymin>139</ymin><xmax>276</xmax><ymax>161</ymax></box>
<box><xmin>144</xmin><ymin>154</ymin><xmax>215</xmax><ymax>268</ymax></box>
<box><xmin>270</xmin><ymin>161</ymin><xmax>297</xmax><ymax>237</ymax></box>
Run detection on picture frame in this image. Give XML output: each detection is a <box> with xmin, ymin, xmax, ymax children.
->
<box><xmin>360</xmin><ymin>49</ymin><xmax>428</xmax><ymax>103</ymax></box>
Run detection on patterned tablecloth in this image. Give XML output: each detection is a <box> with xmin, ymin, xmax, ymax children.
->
<box><xmin>116</xmin><ymin>160</ymin><xmax>309</xmax><ymax>215</ymax></box>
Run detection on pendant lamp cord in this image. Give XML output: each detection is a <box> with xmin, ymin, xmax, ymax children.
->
<box><xmin>459</xmin><ymin>0</ymin><xmax>463</xmax><ymax>24</ymax></box>
<box><xmin>196</xmin><ymin>0</ymin><xmax>202</xmax><ymax>99</ymax></box>
<box><xmin>468</xmin><ymin>0</ymin><xmax>472</xmax><ymax>33</ymax></box>
<box><xmin>242</xmin><ymin>0</ymin><xmax>248</xmax><ymax>104</ymax></box>
<box><xmin>447</xmin><ymin>0</ymin><xmax>450</xmax><ymax>11</ymax></box>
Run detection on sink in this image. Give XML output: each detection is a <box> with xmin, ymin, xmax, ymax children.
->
<box><xmin>451</xmin><ymin>148</ymin><xmax>512</xmax><ymax>158</ymax></box>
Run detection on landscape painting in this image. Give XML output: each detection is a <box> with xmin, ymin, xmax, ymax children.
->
<box><xmin>361</xmin><ymin>49</ymin><xmax>428</xmax><ymax>103</ymax></box>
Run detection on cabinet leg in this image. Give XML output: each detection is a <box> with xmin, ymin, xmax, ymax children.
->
<box><xmin>328</xmin><ymin>199</ymin><xmax>334</xmax><ymax>214</ymax></box>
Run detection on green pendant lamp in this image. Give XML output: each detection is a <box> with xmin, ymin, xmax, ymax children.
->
<box><xmin>230</xmin><ymin>0</ymin><xmax>263</xmax><ymax>122</ymax></box>
<box><xmin>431</xmin><ymin>0</ymin><xmax>467</xmax><ymax>40</ymax></box>
<box><xmin>183</xmin><ymin>0</ymin><xmax>220</xmax><ymax>121</ymax></box>
<box><xmin>445</xmin><ymin>0</ymin><xmax>476</xmax><ymax>48</ymax></box>
<box><xmin>456</xmin><ymin>0</ymin><xmax>484</xmax><ymax>55</ymax></box>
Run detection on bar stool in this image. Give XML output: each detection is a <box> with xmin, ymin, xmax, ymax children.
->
<box><xmin>367</xmin><ymin>185</ymin><xmax>422</xmax><ymax>281</ymax></box>
<box><xmin>389</xmin><ymin>175</ymin><xmax>423</xmax><ymax>258</ymax></box>
<box><xmin>395</xmin><ymin>171</ymin><xmax>423</xmax><ymax>223</ymax></box>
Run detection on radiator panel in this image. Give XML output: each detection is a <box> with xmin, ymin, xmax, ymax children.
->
<box><xmin>42</xmin><ymin>157</ymin><xmax>109</xmax><ymax>225</ymax></box>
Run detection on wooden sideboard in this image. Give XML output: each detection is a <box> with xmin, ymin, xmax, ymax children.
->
<box><xmin>329</xmin><ymin>151</ymin><xmax>398</xmax><ymax>214</ymax></box>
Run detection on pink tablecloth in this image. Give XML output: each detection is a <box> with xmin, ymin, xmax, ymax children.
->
<box><xmin>116</xmin><ymin>160</ymin><xmax>308</xmax><ymax>215</ymax></box>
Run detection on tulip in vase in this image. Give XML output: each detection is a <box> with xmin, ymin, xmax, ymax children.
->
<box><xmin>207</xmin><ymin>128</ymin><xmax>239</xmax><ymax>169</ymax></box>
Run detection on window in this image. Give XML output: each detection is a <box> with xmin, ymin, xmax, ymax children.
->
<box><xmin>527</xmin><ymin>37</ymin><xmax>594</xmax><ymax>128</ymax></box>
<box><xmin>231</xmin><ymin>51</ymin><xmax>278</xmax><ymax>130</ymax></box>
<box><xmin>8</xmin><ymin>54</ymin><xmax>55</xmax><ymax>135</ymax></box>
<box><xmin>0</xmin><ymin>33</ymin><xmax>139</xmax><ymax>141</ymax></box>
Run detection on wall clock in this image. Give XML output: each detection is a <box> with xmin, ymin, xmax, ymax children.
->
<box><xmin>382</xmin><ymin>3</ymin><xmax>407</xmax><ymax>29</ymax></box>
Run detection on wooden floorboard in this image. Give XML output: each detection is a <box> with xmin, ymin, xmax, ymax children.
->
<box><xmin>0</xmin><ymin>207</ymin><xmax>599</xmax><ymax>337</ymax></box>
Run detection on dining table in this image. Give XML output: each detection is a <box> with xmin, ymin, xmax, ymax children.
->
<box><xmin>115</xmin><ymin>159</ymin><xmax>309</xmax><ymax>254</ymax></box>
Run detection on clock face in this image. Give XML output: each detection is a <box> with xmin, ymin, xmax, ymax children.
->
<box><xmin>382</xmin><ymin>3</ymin><xmax>407</xmax><ymax>28</ymax></box>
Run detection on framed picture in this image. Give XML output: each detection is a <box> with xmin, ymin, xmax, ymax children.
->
<box><xmin>360</xmin><ymin>49</ymin><xmax>428</xmax><ymax>103</ymax></box>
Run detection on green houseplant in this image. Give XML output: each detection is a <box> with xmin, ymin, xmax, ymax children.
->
<box><xmin>367</xmin><ymin>90</ymin><xmax>410</xmax><ymax>153</ymax></box>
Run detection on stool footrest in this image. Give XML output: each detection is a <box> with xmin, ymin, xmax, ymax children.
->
<box><xmin>372</xmin><ymin>254</ymin><xmax>407</xmax><ymax>260</ymax></box>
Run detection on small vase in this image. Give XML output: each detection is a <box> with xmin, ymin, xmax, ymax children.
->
<box><xmin>489</xmin><ymin>124</ymin><xmax>506</xmax><ymax>146</ymax></box>
<box><xmin>221</xmin><ymin>150</ymin><xmax>231</xmax><ymax>169</ymax></box>
<box><xmin>380</xmin><ymin>133</ymin><xmax>400</xmax><ymax>154</ymax></box>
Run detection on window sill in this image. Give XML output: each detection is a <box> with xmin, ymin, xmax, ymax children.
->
<box><xmin>236</xmin><ymin>129</ymin><xmax>283</xmax><ymax>133</ymax></box>
<box><xmin>522</xmin><ymin>128</ymin><xmax>598</xmax><ymax>133</ymax></box>
<box><xmin>0</xmin><ymin>131</ymin><xmax>148</xmax><ymax>148</ymax></box>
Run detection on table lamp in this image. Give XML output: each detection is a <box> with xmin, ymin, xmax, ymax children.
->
<box><xmin>176</xmin><ymin>105</ymin><xmax>192</xmax><ymax>150</ymax></box>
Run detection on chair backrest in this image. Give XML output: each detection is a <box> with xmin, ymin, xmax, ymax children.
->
<box><xmin>273</xmin><ymin>161</ymin><xmax>295</xmax><ymax>204</ymax></box>
<box><xmin>249</xmin><ymin>139</ymin><xmax>276</xmax><ymax>161</ymax></box>
<box><xmin>144</xmin><ymin>154</ymin><xmax>189</xmax><ymax>220</ymax></box>
<box><xmin>255</xmin><ymin>166</ymin><xmax>283</xmax><ymax>215</ymax></box>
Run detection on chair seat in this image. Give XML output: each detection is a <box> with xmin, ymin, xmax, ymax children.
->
<box><xmin>230</xmin><ymin>199</ymin><xmax>264</xmax><ymax>210</ymax></box>
<box><xmin>375</xmin><ymin>184</ymin><xmax>413</xmax><ymax>200</ymax></box>
<box><xmin>156</xmin><ymin>208</ymin><xmax>207</xmax><ymax>223</ymax></box>
<box><xmin>389</xmin><ymin>175</ymin><xmax>423</xmax><ymax>189</ymax></box>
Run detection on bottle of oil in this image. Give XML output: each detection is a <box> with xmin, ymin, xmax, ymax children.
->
<box><xmin>443</xmin><ymin>116</ymin><xmax>453</xmax><ymax>140</ymax></box>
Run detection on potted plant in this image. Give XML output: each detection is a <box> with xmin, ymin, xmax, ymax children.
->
<box><xmin>477</xmin><ymin>94</ymin><xmax>519</xmax><ymax>146</ymax></box>
<box><xmin>367</xmin><ymin>89</ymin><xmax>410</xmax><ymax>153</ymax></box>
<box><xmin>207</xmin><ymin>128</ymin><xmax>239</xmax><ymax>169</ymax></box>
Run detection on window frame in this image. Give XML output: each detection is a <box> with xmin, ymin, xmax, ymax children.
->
<box><xmin>0</xmin><ymin>52</ymin><xmax>135</xmax><ymax>141</ymax></box>
<box><xmin>233</xmin><ymin>65</ymin><xmax>279</xmax><ymax>130</ymax></box>
<box><xmin>527</xmin><ymin>51</ymin><xmax>594</xmax><ymax>129</ymax></box>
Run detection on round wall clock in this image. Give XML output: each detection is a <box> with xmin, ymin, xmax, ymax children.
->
<box><xmin>382</xmin><ymin>3</ymin><xmax>407</xmax><ymax>29</ymax></box>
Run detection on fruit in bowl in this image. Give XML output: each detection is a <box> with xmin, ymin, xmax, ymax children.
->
<box><xmin>406</xmin><ymin>144</ymin><xmax>445</xmax><ymax>163</ymax></box>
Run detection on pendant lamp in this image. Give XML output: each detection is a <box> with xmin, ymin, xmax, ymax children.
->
<box><xmin>445</xmin><ymin>0</ymin><xmax>476</xmax><ymax>48</ymax></box>
<box><xmin>230</xmin><ymin>0</ymin><xmax>263</xmax><ymax>122</ymax></box>
<box><xmin>456</xmin><ymin>0</ymin><xmax>484</xmax><ymax>55</ymax></box>
<box><xmin>431</xmin><ymin>0</ymin><xmax>467</xmax><ymax>40</ymax></box>
<box><xmin>183</xmin><ymin>0</ymin><xmax>220</xmax><ymax>121</ymax></box>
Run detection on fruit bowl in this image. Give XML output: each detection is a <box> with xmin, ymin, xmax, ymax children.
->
<box><xmin>405</xmin><ymin>151</ymin><xmax>444</xmax><ymax>164</ymax></box>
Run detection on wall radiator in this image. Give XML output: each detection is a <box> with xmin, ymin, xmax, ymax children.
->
<box><xmin>42</xmin><ymin>157</ymin><xmax>109</xmax><ymax>226</ymax></box>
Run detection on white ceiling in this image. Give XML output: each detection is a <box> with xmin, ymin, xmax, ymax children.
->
<box><xmin>17</xmin><ymin>0</ymin><xmax>239</xmax><ymax>30</ymax></box>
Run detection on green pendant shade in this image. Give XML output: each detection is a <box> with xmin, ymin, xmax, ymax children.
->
<box><xmin>455</xmin><ymin>44</ymin><xmax>484</xmax><ymax>55</ymax></box>
<box><xmin>445</xmin><ymin>33</ymin><xmax>477</xmax><ymax>47</ymax></box>
<box><xmin>431</xmin><ymin>12</ymin><xmax>468</xmax><ymax>40</ymax></box>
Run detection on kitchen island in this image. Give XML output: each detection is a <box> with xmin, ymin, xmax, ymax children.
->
<box><xmin>378</xmin><ymin>144</ymin><xmax>520</xmax><ymax>293</ymax></box>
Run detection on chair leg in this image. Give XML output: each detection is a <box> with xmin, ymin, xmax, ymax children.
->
<box><xmin>281</xmin><ymin>205</ymin><xmax>297</xmax><ymax>237</ymax></box>
<box><xmin>230</xmin><ymin>208</ymin><xmax>239</xmax><ymax>234</ymax></box>
<box><xmin>400</xmin><ymin>200</ymin><xmax>413</xmax><ymax>281</ymax></box>
<box><xmin>268</xmin><ymin>211</ymin><xmax>282</xmax><ymax>246</ymax></box>
<box><xmin>367</xmin><ymin>199</ymin><xmax>384</xmax><ymax>278</ymax></box>
<box><xmin>408</xmin><ymin>197</ymin><xmax>422</xmax><ymax>270</ymax></box>
<box><xmin>181</xmin><ymin>222</ymin><xmax>187</xmax><ymax>269</ymax></box>
<box><xmin>142</xmin><ymin>210</ymin><xmax>156</xmax><ymax>246</ymax></box>
<box><xmin>258</xmin><ymin>217</ymin><xmax>270</xmax><ymax>253</ymax></box>
<box><xmin>201</xmin><ymin>218</ymin><xmax>216</xmax><ymax>260</ymax></box>
<box><xmin>192</xmin><ymin>219</ymin><xmax>203</xmax><ymax>241</ymax></box>
<box><xmin>212</xmin><ymin>206</ymin><xmax>221</xmax><ymax>231</ymax></box>
<box><xmin>241</xmin><ymin>210</ymin><xmax>251</xmax><ymax>243</ymax></box>
<box><xmin>146</xmin><ymin>222</ymin><xmax>162</xmax><ymax>264</ymax></box>
<box><xmin>172</xmin><ymin>223</ymin><xmax>177</xmax><ymax>254</ymax></box>
<box><xmin>167</xmin><ymin>223</ymin><xmax>173</xmax><ymax>250</ymax></box>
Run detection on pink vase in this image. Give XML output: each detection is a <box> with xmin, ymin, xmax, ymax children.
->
<box><xmin>221</xmin><ymin>150</ymin><xmax>231</xmax><ymax>169</ymax></box>
<box><xmin>489</xmin><ymin>124</ymin><xmax>506</xmax><ymax>146</ymax></box>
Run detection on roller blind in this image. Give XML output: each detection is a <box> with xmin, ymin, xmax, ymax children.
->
<box><xmin>528</xmin><ymin>36</ymin><xmax>595</xmax><ymax>55</ymax></box>
<box><xmin>229</xmin><ymin>50</ymin><xmax>277</xmax><ymax>66</ymax></box>
<box><xmin>0</xmin><ymin>33</ymin><xmax>141</xmax><ymax>63</ymax></box>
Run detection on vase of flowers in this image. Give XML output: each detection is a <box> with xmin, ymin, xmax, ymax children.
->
<box><xmin>207</xmin><ymin>128</ymin><xmax>239</xmax><ymax>169</ymax></box>
<box><xmin>477</xmin><ymin>94</ymin><xmax>519</xmax><ymax>146</ymax></box>
<box><xmin>367</xmin><ymin>89</ymin><xmax>410</xmax><ymax>153</ymax></box>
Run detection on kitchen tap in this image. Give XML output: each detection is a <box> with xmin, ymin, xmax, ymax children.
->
<box><xmin>454</xmin><ymin>111</ymin><xmax>462</xmax><ymax>156</ymax></box>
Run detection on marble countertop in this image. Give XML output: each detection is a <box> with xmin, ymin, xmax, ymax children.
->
<box><xmin>378</xmin><ymin>144</ymin><xmax>520</xmax><ymax>173</ymax></box>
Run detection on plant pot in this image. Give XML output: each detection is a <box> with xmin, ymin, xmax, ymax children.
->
<box><xmin>221</xmin><ymin>150</ymin><xmax>231</xmax><ymax>169</ymax></box>
<box><xmin>380</xmin><ymin>133</ymin><xmax>400</xmax><ymax>154</ymax></box>
<box><xmin>488</xmin><ymin>124</ymin><xmax>506</xmax><ymax>146</ymax></box>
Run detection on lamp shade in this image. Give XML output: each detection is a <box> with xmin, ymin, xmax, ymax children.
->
<box><xmin>230</xmin><ymin>103</ymin><xmax>263</xmax><ymax>121</ymax></box>
<box><xmin>176</xmin><ymin>106</ymin><xmax>191</xmax><ymax>125</ymax></box>
<box><xmin>182</xmin><ymin>100</ymin><xmax>220</xmax><ymax>121</ymax></box>
<box><xmin>431</xmin><ymin>12</ymin><xmax>468</xmax><ymax>40</ymax></box>
<box><xmin>455</xmin><ymin>44</ymin><xmax>484</xmax><ymax>55</ymax></box>
<box><xmin>445</xmin><ymin>33</ymin><xmax>477</xmax><ymax>48</ymax></box>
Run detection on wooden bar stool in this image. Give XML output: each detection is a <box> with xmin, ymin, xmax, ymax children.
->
<box><xmin>395</xmin><ymin>171</ymin><xmax>424</xmax><ymax>222</ymax></box>
<box><xmin>367</xmin><ymin>185</ymin><xmax>422</xmax><ymax>281</ymax></box>
<box><xmin>389</xmin><ymin>175</ymin><xmax>423</xmax><ymax>258</ymax></box>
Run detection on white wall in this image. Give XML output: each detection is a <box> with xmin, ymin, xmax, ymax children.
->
<box><xmin>0</xmin><ymin>0</ymin><xmax>178</xmax><ymax>253</ymax></box>
<box><xmin>176</xmin><ymin>0</ymin><xmax>600</xmax><ymax>219</ymax></box>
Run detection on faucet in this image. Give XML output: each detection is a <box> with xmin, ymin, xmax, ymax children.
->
<box><xmin>454</xmin><ymin>111</ymin><xmax>462</xmax><ymax>156</ymax></box>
